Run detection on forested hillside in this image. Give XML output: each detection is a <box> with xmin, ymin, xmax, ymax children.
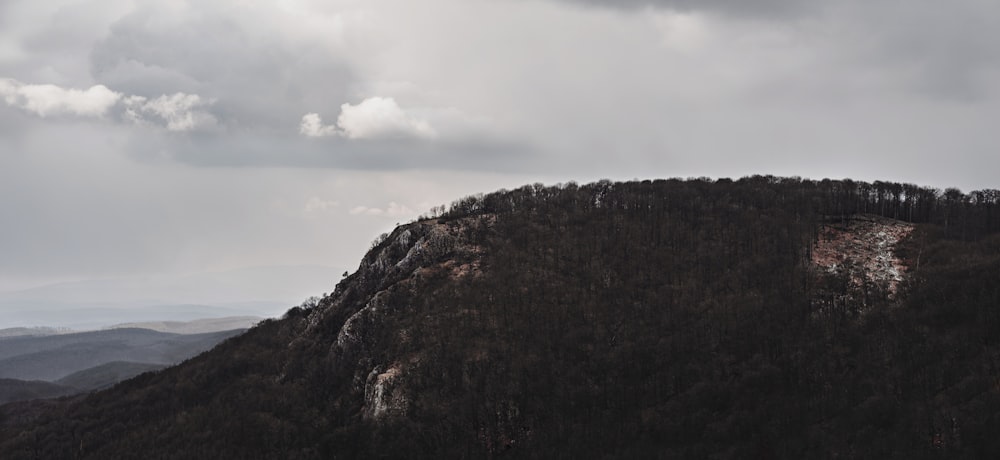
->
<box><xmin>1</xmin><ymin>176</ymin><xmax>999</xmax><ymax>459</ymax></box>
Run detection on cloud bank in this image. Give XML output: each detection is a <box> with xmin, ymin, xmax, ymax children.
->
<box><xmin>3</xmin><ymin>0</ymin><xmax>1000</xmax><ymax>297</ymax></box>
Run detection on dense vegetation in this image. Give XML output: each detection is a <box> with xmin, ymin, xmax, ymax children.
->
<box><xmin>1</xmin><ymin>176</ymin><xmax>999</xmax><ymax>459</ymax></box>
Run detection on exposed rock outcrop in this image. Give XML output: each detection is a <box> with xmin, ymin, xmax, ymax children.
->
<box><xmin>811</xmin><ymin>215</ymin><xmax>914</xmax><ymax>316</ymax></box>
<box><xmin>362</xmin><ymin>364</ymin><xmax>405</xmax><ymax>420</ymax></box>
<box><xmin>812</xmin><ymin>215</ymin><xmax>914</xmax><ymax>295</ymax></box>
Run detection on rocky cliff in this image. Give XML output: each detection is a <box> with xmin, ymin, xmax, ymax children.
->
<box><xmin>301</xmin><ymin>217</ymin><xmax>487</xmax><ymax>421</ymax></box>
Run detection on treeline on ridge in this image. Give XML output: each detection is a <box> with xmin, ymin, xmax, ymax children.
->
<box><xmin>433</xmin><ymin>176</ymin><xmax>1000</xmax><ymax>241</ymax></box>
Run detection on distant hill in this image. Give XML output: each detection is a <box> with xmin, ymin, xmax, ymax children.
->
<box><xmin>0</xmin><ymin>303</ymin><xmax>279</xmax><ymax>331</ymax></box>
<box><xmin>0</xmin><ymin>362</ymin><xmax>166</xmax><ymax>406</ymax></box>
<box><xmin>0</xmin><ymin>379</ymin><xmax>77</xmax><ymax>405</ymax></box>
<box><xmin>2</xmin><ymin>177</ymin><xmax>1000</xmax><ymax>458</ymax></box>
<box><xmin>108</xmin><ymin>316</ymin><xmax>261</xmax><ymax>334</ymax></box>
<box><xmin>0</xmin><ymin>328</ymin><xmax>244</xmax><ymax>381</ymax></box>
<box><xmin>56</xmin><ymin>362</ymin><xmax>166</xmax><ymax>391</ymax></box>
<box><xmin>0</xmin><ymin>327</ymin><xmax>69</xmax><ymax>338</ymax></box>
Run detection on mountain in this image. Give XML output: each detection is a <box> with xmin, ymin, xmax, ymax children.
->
<box><xmin>0</xmin><ymin>302</ymin><xmax>275</xmax><ymax>331</ymax></box>
<box><xmin>1</xmin><ymin>177</ymin><xmax>999</xmax><ymax>458</ymax></box>
<box><xmin>0</xmin><ymin>328</ymin><xmax>242</xmax><ymax>405</ymax></box>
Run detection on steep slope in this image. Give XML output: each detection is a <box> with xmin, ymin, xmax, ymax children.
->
<box><xmin>2</xmin><ymin>177</ymin><xmax>1000</xmax><ymax>459</ymax></box>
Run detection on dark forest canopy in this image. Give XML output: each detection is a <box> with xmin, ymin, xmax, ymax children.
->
<box><xmin>433</xmin><ymin>175</ymin><xmax>1000</xmax><ymax>240</ymax></box>
<box><xmin>2</xmin><ymin>176</ymin><xmax>1000</xmax><ymax>459</ymax></box>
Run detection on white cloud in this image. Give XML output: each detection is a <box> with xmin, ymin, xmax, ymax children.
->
<box><xmin>303</xmin><ymin>196</ymin><xmax>340</xmax><ymax>213</ymax></box>
<box><xmin>300</xmin><ymin>97</ymin><xmax>436</xmax><ymax>140</ymax></box>
<box><xmin>123</xmin><ymin>93</ymin><xmax>217</xmax><ymax>131</ymax></box>
<box><xmin>299</xmin><ymin>113</ymin><xmax>339</xmax><ymax>137</ymax></box>
<box><xmin>348</xmin><ymin>201</ymin><xmax>415</xmax><ymax>218</ymax></box>
<box><xmin>0</xmin><ymin>78</ymin><xmax>121</xmax><ymax>117</ymax></box>
<box><xmin>338</xmin><ymin>97</ymin><xmax>436</xmax><ymax>139</ymax></box>
<box><xmin>0</xmin><ymin>77</ymin><xmax>216</xmax><ymax>131</ymax></box>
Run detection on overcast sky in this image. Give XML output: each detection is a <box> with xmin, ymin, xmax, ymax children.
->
<box><xmin>2</xmin><ymin>0</ymin><xmax>999</xmax><ymax>297</ymax></box>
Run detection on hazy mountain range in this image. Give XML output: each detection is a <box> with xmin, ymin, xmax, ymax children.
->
<box><xmin>0</xmin><ymin>265</ymin><xmax>341</xmax><ymax>329</ymax></box>
<box><xmin>0</xmin><ymin>318</ymin><xmax>252</xmax><ymax>405</ymax></box>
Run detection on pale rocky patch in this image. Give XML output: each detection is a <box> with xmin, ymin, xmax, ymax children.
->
<box><xmin>812</xmin><ymin>215</ymin><xmax>914</xmax><ymax>298</ymax></box>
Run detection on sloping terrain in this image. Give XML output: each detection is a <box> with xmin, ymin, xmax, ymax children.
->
<box><xmin>1</xmin><ymin>177</ymin><xmax>999</xmax><ymax>459</ymax></box>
